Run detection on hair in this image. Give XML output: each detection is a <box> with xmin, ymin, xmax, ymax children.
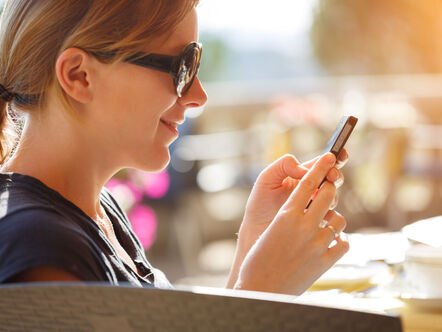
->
<box><xmin>0</xmin><ymin>0</ymin><xmax>199</xmax><ymax>165</ymax></box>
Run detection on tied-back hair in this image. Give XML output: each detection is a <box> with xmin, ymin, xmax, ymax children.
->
<box><xmin>0</xmin><ymin>0</ymin><xmax>199</xmax><ymax>165</ymax></box>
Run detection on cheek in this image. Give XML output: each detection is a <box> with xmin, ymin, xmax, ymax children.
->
<box><xmin>119</xmin><ymin>76</ymin><xmax>176</xmax><ymax>124</ymax></box>
<box><xmin>94</xmin><ymin>64</ymin><xmax>177</xmax><ymax>146</ymax></box>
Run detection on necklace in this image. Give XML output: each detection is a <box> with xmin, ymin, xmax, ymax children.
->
<box><xmin>94</xmin><ymin>212</ymin><xmax>115</xmax><ymax>239</ymax></box>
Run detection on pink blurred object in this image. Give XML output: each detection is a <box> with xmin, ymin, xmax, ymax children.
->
<box><xmin>123</xmin><ymin>181</ymin><xmax>143</xmax><ymax>203</ymax></box>
<box><xmin>105</xmin><ymin>178</ymin><xmax>122</xmax><ymax>192</ymax></box>
<box><xmin>143</xmin><ymin>170</ymin><xmax>170</xmax><ymax>199</ymax></box>
<box><xmin>128</xmin><ymin>205</ymin><xmax>157</xmax><ymax>250</ymax></box>
<box><xmin>127</xmin><ymin>169</ymin><xmax>170</xmax><ymax>199</ymax></box>
<box><xmin>105</xmin><ymin>179</ymin><xmax>137</xmax><ymax>211</ymax></box>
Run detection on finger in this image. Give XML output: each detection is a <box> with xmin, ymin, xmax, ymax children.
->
<box><xmin>336</xmin><ymin>149</ymin><xmax>349</xmax><ymax>169</ymax></box>
<box><xmin>320</xmin><ymin>211</ymin><xmax>346</xmax><ymax>243</ymax></box>
<box><xmin>301</xmin><ymin>155</ymin><xmax>320</xmax><ymax>169</ymax></box>
<box><xmin>324</xmin><ymin>232</ymin><xmax>350</xmax><ymax>262</ymax></box>
<box><xmin>304</xmin><ymin>149</ymin><xmax>348</xmax><ymax>170</ymax></box>
<box><xmin>307</xmin><ymin>181</ymin><xmax>336</xmax><ymax>220</ymax></box>
<box><xmin>329</xmin><ymin>192</ymin><xmax>339</xmax><ymax>210</ymax></box>
<box><xmin>288</xmin><ymin>153</ymin><xmax>336</xmax><ymax>213</ymax></box>
<box><xmin>335</xmin><ymin>173</ymin><xmax>344</xmax><ymax>189</ymax></box>
<box><xmin>258</xmin><ymin>154</ymin><xmax>308</xmax><ymax>187</ymax></box>
<box><xmin>338</xmin><ymin>148</ymin><xmax>348</xmax><ymax>162</ymax></box>
<box><xmin>325</xmin><ymin>168</ymin><xmax>344</xmax><ymax>188</ymax></box>
<box><xmin>281</xmin><ymin>176</ymin><xmax>300</xmax><ymax>191</ymax></box>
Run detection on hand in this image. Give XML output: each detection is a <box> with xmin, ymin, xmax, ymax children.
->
<box><xmin>234</xmin><ymin>153</ymin><xmax>349</xmax><ymax>295</ymax></box>
<box><xmin>239</xmin><ymin>149</ymin><xmax>348</xmax><ymax>239</ymax></box>
<box><xmin>302</xmin><ymin>149</ymin><xmax>348</xmax><ymax>210</ymax></box>
<box><xmin>226</xmin><ymin>150</ymin><xmax>347</xmax><ymax>289</ymax></box>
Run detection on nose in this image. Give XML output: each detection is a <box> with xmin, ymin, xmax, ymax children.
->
<box><xmin>178</xmin><ymin>77</ymin><xmax>208</xmax><ymax>109</ymax></box>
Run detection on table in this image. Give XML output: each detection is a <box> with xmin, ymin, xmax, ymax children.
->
<box><xmin>298</xmin><ymin>231</ymin><xmax>442</xmax><ymax>332</ymax></box>
<box><xmin>296</xmin><ymin>290</ymin><xmax>442</xmax><ymax>332</ymax></box>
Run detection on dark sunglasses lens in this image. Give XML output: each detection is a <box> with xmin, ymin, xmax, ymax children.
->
<box><xmin>177</xmin><ymin>46</ymin><xmax>201</xmax><ymax>96</ymax></box>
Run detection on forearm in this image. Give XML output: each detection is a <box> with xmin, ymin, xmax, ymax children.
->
<box><xmin>226</xmin><ymin>227</ymin><xmax>260</xmax><ymax>289</ymax></box>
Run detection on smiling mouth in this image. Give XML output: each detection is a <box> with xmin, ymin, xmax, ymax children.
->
<box><xmin>160</xmin><ymin>119</ymin><xmax>181</xmax><ymax>135</ymax></box>
<box><xmin>160</xmin><ymin>119</ymin><xmax>178</xmax><ymax>130</ymax></box>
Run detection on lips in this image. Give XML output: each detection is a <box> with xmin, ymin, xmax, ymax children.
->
<box><xmin>160</xmin><ymin>119</ymin><xmax>178</xmax><ymax>129</ymax></box>
<box><xmin>160</xmin><ymin>118</ymin><xmax>184</xmax><ymax>136</ymax></box>
<box><xmin>160</xmin><ymin>117</ymin><xmax>185</xmax><ymax>128</ymax></box>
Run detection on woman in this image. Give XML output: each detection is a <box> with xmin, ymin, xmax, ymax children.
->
<box><xmin>0</xmin><ymin>0</ymin><xmax>348</xmax><ymax>295</ymax></box>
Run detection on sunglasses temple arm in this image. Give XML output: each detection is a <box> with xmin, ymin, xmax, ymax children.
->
<box><xmin>128</xmin><ymin>54</ymin><xmax>179</xmax><ymax>76</ymax></box>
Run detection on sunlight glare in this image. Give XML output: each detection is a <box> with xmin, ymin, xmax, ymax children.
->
<box><xmin>198</xmin><ymin>0</ymin><xmax>316</xmax><ymax>35</ymax></box>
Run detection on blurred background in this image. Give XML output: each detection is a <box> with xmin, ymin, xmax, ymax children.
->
<box><xmin>106</xmin><ymin>0</ymin><xmax>442</xmax><ymax>287</ymax></box>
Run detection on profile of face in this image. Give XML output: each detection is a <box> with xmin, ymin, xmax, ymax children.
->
<box><xmin>58</xmin><ymin>8</ymin><xmax>207</xmax><ymax>173</ymax></box>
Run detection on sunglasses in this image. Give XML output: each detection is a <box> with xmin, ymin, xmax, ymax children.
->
<box><xmin>93</xmin><ymin>42</ymin><xmax>202</xmax><ymax>97</ymax></box>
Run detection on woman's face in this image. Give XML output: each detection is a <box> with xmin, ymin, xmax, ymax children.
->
<box><xmin>90</xmin><ymin>8</ymin><xmax>207</xmax><ymax>172</ymax></box>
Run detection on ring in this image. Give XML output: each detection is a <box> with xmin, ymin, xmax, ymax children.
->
<box><xmin>326</xmin><ymin>225</ymin><xmax>338</xmax><ymax>239</ymax></box>
<box><xmin>319</xmin><ymin>219</ymin><xmax>328</xmax><ymax>228</ymax></box>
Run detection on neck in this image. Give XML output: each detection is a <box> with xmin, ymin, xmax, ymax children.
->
<box><xmin>1</xmin><ymin>113</ymin><xmax>119</xmax><ymax>221</ymax></box>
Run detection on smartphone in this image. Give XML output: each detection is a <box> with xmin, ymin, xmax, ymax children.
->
<box><xmin>306</xmin><ymin>115</ymin><xmax>358</xmax><ymax>209</ymax></box>
<box><xmin>322</xmin><ymin>115</ymin><xmax>358</xmax><ymax>158</ymax></box>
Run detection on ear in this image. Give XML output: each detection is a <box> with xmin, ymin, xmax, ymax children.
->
<box><xmin>55</xmin><ymin>48</ymin><xmax>95</xmax><ymax>104</ymax></box>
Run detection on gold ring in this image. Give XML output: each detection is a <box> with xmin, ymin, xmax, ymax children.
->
<box><xmin>327</xmin><ymin>225</ymin><xmax>338</xmax><ymax>239</ymax></box>
<box><xmin>319</xmin><ymin>219</ymin><xmax>328</xmax><ymax>228</ymax></box>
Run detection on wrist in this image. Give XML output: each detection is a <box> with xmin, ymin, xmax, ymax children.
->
<box><xmin>226</xmin><ymin>225</ymin><xmax>261</xmax><ymax>289</ymax></box>
<box><xmin>232</xmin><ymin>268</ymin><xmax>280</xmax><ymax>294</ymax></box>
<box><xmin>238</xmin><ymin>218</ymin><xmax>267</xmax><ymax>242</ymax></box>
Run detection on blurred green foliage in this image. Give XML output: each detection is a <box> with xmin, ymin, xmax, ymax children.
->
<box><xmin>310</xmin><ymin>0</ymin><xmax>442</xmax><ymax>75</ymax></box>
<box><xmin>198</xmin><ymin>32</ymin><xmax>230</xmax><ymax>82</ymax></box>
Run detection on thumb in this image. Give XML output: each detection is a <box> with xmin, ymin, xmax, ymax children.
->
<box><xmin>258</xmin><ymin>154</ymin><xmax>308</xmax><ymax>186</ymax></box>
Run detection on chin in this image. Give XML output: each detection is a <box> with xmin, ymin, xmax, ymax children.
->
<box><xmin>134</xmin><ymin>149</ymin><xmax>171</xmax><ymax>173</ymax></box>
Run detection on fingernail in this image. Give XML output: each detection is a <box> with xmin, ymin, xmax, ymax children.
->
<box><xmin>336</xmin><ymin>158</ymin><xmax>348</xmax><ymax>170</ymax></box>
<box><xmin>334</xmin><ymin>177</ymin><xmax>344</xmax><ymax>188</ymax></box>
<box><xmin>330</xmin><ymin>195</ymin><xmax>338</xmax><ymax>209</ymax></box>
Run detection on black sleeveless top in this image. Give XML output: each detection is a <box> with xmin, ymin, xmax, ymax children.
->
<box><xmin>0</xmin><ymin>173</ymin><xmax>172</xmax><ymax>288</ymax></box>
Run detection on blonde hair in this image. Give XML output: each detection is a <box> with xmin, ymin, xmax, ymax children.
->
<box><xmin>0</xmin><ymin>0</ymin><xmax>199</xmax><ymax>164</ymax></box>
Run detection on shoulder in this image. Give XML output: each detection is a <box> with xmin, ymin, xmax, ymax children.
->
<box><xmin>0</xmin><ymin>207</ymin><xmax>79</xmax><ymax>239</ymax></box>
<box><xmin>0</xmin><ymin>207</ymin><xmax>90</xmax><ymax>257</ymax></box>
<box><xmin>0</xmin><ymin>173</ymin><xmax>68</xmax><ymax>219</ymax></box>
<box><xmin>1</xmin><ymin>207</ymin><xmax>61</xmax><ymax>228</ymax></box>
<box><xmin>0</xmin><ymin>208</ymin><xmax>106</xmax><ymax>282</ymax></box>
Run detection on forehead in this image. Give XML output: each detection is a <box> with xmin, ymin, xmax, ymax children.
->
<box><xmin>154</xmin><ymin>8</ymin><xmax>198</xmax><ymax>54</ymax></box>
